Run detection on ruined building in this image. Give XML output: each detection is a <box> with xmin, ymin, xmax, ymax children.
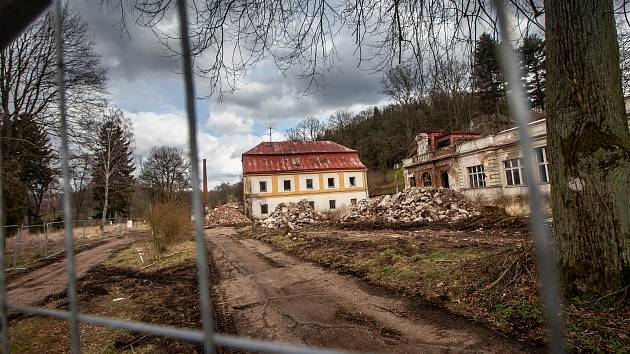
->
<box><xmin>402</xmin><ymin>98</ymin><xmax>630</xmax><ymax>204</ymax></box>
<box><xmin>242</xmin><ymin>141</ymin><xmax>369</xmax><ymax>218</ymax></box>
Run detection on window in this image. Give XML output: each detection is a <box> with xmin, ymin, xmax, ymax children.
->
<box><xmin>409</xmin><ymin>176</ymin><xmax>416</xmax><ymax>187</ymax></box>
<box><xmin>306</xmin><ymin>178</ymin><xmax>314</xmax><ymax>189</ymax></box>
<box><xmin>308</xmin><ymin>201</ymin><xmax>315</xmax><ymax>209</ymax></box>
<box><xmin>259</xmin><ymin>181</ymin><xmax>267</xmax><ymax>192</ymax></box>
<box><xmin>504</xmin><ymin>158</ymin><xmax>526</xmax><ymax>186</ymax></box>
<box><xmin>467</xmin><ymin>165</ymin><xmax>486</xmax><ymax>188</ymax></box>
<box><xmin>535</xmin><ymin>147</ymin><xmax>549</xmax><ymax>183</ymax></box>
<box><xmin>348</xmin><ymin>176</ymin><xmax>356</xmax><ymax>187</ymax></box>
<box><xmin>350</xmin><ymin>198</ymin><xmax>357</xmax><ymax>205</ymax></box>
<box><xmin>260</xmin><ymin>204</ymin><xmax>268</xmax><ymax>214</ymax></box>
<box><xmin>283</xmin><ymin>179</ymin><xmax>291</xmax><ymax>191</ymax></box>
<box><xmin>421</xmin><ymin>172</ymin><xmax>432</xmax><ymax>187</ymax></box>
<box><xmin>329</xmin><ymin>200</ymin><xmax>336</xmax><ymax>209</ymax></box>
<box><xmin>327</xmin><ymin>177</ymin><xmax>335</xmax><ymax>188</ymax></box>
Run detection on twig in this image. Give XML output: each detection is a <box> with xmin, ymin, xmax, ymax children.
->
<box><xmin>486</xmin><ymin>247</ymin><xmax>531</xmax><ymax>290</ymax></box>
<box><xmin>593</xmin><ymin>284</ymin><xmax>630</xmax><ymax>305</ymax></box>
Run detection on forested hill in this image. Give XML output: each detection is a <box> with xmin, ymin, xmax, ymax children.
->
<box><xmin>285</xmin><ymin>33</ymin><xmax>553</xmax><ymax>170</ymax></box>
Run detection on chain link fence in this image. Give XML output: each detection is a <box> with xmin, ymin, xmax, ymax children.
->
<box><xmin>3</xmin><ymin>218</ymin><xmax>147</xmax><ymax>273</ymax></box>
<box><xmin>0</xmin><ymin>0</ymin><xmax>565</xmax><ymax>353</ymax></box>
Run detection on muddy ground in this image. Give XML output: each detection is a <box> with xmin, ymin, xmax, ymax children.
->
<box><xmin>244</xmin><ymin>223</ymin><xmax>629</xmax><ymax>353</ymax></box>
<box><xmin>210</xmin><ymin>227</ymin><xmax>535</xmax><ymax>353</ymax></box>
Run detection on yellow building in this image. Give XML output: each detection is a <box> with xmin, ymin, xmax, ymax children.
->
<box><xmin>242</xmin><ymin>141</ymin><xmax>369</xmax><ymax>218</ymax></box>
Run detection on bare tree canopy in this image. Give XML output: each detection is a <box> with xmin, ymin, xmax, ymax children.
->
<box><xmin>0</xmin><ymin>4</ymin><xmax>107</xmax><ymax>132</ymax></box>
<box><xmin>101</xmin><ymin>0</ymin><xmax>630</xmax><ymax>96</ymax></box>
<box><xmin>285</xmin><ymin>117</ymin><xmax>326</xmax><ymax>141</ymax></box>
<box><xmin>138</xmin><ymin>146</ymin><xmax>191</xmax><ymax>203</ymax></box>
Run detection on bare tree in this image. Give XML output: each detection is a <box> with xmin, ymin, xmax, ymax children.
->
<box><xmin>381</xmin><ymin>64</ymin><xmax>427</xmax><ymax>153</ymax></box>
<box><xmin>92</xmin><ymin>108</ymin><xmax>135</xmax><ymax>229</ymax></box>
<box><xmin>285</xmin><ymin>117</ymin><xmax>326</xmax><ymax>141</ymax></box>
<box><xmin>0</xmin><ymin>5</ymin><xmax>106</xmax><ymax>134</ymax></box>
<box><xmin>138</xmin><ymin>146</ymin><xmax>191</xmax><ymax>203</ymax></box>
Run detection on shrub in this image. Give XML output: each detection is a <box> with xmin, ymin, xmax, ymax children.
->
<box><xmin>147</xmin><ymin>201</ymin><xmax>192</xmax><ymax>256</ymax></box>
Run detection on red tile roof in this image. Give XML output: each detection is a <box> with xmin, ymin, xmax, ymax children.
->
<box><xmin>242</xmin><ymin>141</ymin><xmax>366</xmax><ymax>174</ymax></box>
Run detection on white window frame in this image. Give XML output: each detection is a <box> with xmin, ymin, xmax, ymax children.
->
<box><xmin>305</xmin><ymin>178</ymin><xmax>314</xmax><ymax>189</ymax></box>
<box><xmin>535</xmin><ymin>147</ymin><xmax>549</xmax><ymax>183</ymax></box>
<box><xmin>504</xmin><ymin>158</ymin><xmax>526</xmax><ymax>186</ymax></box>
<box><xmin>259</xmin><ymin>181</ymin><xmax>267</xmax><ymax>192</ymax></box>
<box><xmin>327</xmin><ymin>177</ymin><xmax>335</xmax><ymax>188</ymax></box>
<box><xmin>260</xmin><ymin>204</ymin><xmax>269</xmax><ymax>215</ymax></box>
<box><xmin>348</xmin><ymin>176</ymin><xmax>356</xmax><ymax>187</ymax></box>
<box><xmin>283</xmin><ymin>179</ymin><xmax>292</xmax><ymax>191</ymax></box>
<box><xmin>329</xmin><ymin>200</ymin><xmax>336</xmax><ymax>209</ymax></box>
<box><xmin>467</xmin><ymin>165</ymin><xmax>486</xmax><ymax>188</ymax></box>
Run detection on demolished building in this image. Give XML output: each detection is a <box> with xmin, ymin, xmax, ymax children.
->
<box><xmin>402</xmin><ymin>98</ymin><xmax>630</xmax><ymax>204</ymax></box>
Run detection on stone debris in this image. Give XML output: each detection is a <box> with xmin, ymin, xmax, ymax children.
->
<box><xmin>341</xmin><ymin>187</ymin><xmax>480</xmax><ymax>224</ymax></box>
<box><xmin>259</xmin><ymin>200</ymin><xmax>324</xmax><ymax>230</ymax></box>
<box><xmin>206</xmin><ymin>202</ymin><xmax>251</xmax><ymax>226</ymax></box>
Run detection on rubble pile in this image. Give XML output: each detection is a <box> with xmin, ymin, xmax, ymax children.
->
<box><xmin>259</xmin><ymin>200</ymin><xmax>324</xmax><ymax>230</ymax></box>
<box><xmin>342</xmin><ymin>187</ymin><xmax>480</xmax><ymax>224</ymax></box>
<box><xmin>206</xmin><ymin>203</ymin><xmax>251</xmax><ymax>226</ymax></box>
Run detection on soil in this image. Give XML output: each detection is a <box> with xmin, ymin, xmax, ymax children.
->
<box><xmin>208</xmin><ymin>227</ymin><xmax>536</xmax><ymax>353</ymax></box>
<box><xmin>7</xmin><ymin>236</ymin><xmax>134</xmax><ymax>306</ymax></box>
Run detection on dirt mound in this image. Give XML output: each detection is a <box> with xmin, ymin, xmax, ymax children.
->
<box><xmin>341</xmin><ymin>187</ymin><xmax>480</xmax><ymax>225</ymax></box>
<box><xmin>206</xmin><ymin>202</ymin><xmax>250</xmax><ymax>226</ymax></box>
<box><xmin>259</xmin><ymin>200</ymin><xmax>324</xmax><ymax>230</ymax></box>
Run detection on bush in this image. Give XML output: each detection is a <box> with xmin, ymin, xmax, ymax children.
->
<box><xmin>147</xmin><ymin>201</ymin><xmax>192</xmax><ymax>256</ymax></box>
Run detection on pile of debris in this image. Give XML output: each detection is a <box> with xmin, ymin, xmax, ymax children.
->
<box><xmin>341</xmin><ymin>187</ymin><xmax>480</xmax><ymax>224</ymax></box>
<box><xmin>259</xmin><ymin>200</ymin><xmax>324</xmax><ymax>230</ymax></box>
<box><xmin>206</xmin><ymin>203</ymin><xmax>251</xmax><ymax>226</ymax></box>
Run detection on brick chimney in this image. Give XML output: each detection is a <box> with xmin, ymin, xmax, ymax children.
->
<box><xmin>202</xmin><ymin>159</ymin><xmax>208</xmax><ymax>208</ymax></box>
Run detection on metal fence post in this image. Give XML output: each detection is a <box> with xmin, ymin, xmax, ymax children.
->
<box><xmin>12</xmin><ymin>225</ymin><xmax>22</xmax><ymax>270</ymax></box>
<box><xmin>44</xmin><ymin>222</ymin><xmax>49</xmax><ymax>259</ymax></box>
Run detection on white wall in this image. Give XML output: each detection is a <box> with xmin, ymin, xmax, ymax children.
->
<box><xmin>322</xmin><ymin>172</ymin><xmax>339</xmax><ymax>190</ymax></box>
<box><xmin>248</xmin><ymin>175</ymin><xmax>273</xmax><ymax>194</ymax></box>
<box><xmin>298</xmin><ymin>174</ymin><xmax>320</xmax><ymax>191</ymax></box>
<box><xmin>250</xmin><ymin>191</ymin><xmax>369</xmax><ymax>219</ymax></box>
<box><xmin>344</xmin><ymin>171</ymin><xmax>365</xmax><ymax>189</ymax></box>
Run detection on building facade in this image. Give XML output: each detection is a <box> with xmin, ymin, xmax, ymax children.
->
<box><xmin>403</xmin><ymin>103</ymin><xmax>630</xmax><ymax>204</ymax></box>
<box><xmin>242</xmin><ymin>141</ymin><xmax>369</xmax><ymax>218</ymax></box>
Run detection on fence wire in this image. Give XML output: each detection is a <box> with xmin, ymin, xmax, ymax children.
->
<box><xmin>0</xmin><ymin>0</ymin><xmax>566</xmax><ymax>353</ymax></box>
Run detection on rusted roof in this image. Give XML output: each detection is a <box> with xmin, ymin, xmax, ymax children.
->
<box><xmin>243</xmin><ymin>140</ymin><xmax>356</xmax><ymax>155</ymax></box>
<box><xmin>242</xmin><ymin>141</ymin><xmax>366</xmax><ymax>174</ymax></box>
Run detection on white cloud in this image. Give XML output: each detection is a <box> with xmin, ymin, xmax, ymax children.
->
<box><xmin>125</xmin><ymin>110</ymin><xmax>274</xmax><ymax>186</ymax></box>
<box><xmin>205</xmin><ymin>112</ymin><xmax>255</xmax><ymax>134</ymax></box>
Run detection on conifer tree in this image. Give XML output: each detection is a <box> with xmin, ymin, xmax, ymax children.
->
<box><xmin>520</xmin><ymin>34</ymin><xmax>546</xmax><ymax>111</ymax></box>
<box><xmin>472</xmin><ymin>33</ymin><xmax>505</xmax><ymax>115</ymax></box>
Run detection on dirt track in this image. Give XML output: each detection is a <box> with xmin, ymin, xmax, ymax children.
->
<box><xmin>208</xmin><ymin>227</ymin><xmax>535</xmax><ymax>353</ymax></box>
<box><xmin>7</xmin><ymin>236</ymin><xmax>133</xmax><ymax>306</ymax></box>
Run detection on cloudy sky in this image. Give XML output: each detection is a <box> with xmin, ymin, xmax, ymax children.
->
<box><xmin>72</xmin><ymin>1</ymin><xmax>388</xmax><ymax>187</ymax></box>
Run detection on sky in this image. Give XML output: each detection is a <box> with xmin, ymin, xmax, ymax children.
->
<box><xmin>72</xmin><ymin>1</ymin><xmax>389</xmax><ymax>187</ymax></box>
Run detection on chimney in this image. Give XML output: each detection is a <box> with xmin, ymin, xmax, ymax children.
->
<box><xmin>202</xmin><ymin>159</ymin><xmax>208</xmax><ymax>208</ymax></box>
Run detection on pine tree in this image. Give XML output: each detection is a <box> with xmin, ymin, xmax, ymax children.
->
<box><xmin>520</xmin><ymin>34</ymin><xmax>546</xmax><ymax>111</ymax></box>
<box><xmin>472</xmin><ymin>33</ymin><xmax>505</xmax><ymax>115</ymax></box>
<box><xmin>92</xmin><ymin>108</ymin><xmax>135</xmax><ymax>227</ymax></box>
<box><xmin>0</xmin><ymin>114</ymin><xmax>56</xmax><ymax>225</ymax></box>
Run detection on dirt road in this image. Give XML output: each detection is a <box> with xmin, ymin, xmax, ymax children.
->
<box><xmin>208</xmin><ymin>227</ymin><xmax>535</xmax><ymax>353</ymax></box>
<box><xmin>7</xmin><ymin>236</ymin><xmax>133</xmax><ymax>306</ymax></box>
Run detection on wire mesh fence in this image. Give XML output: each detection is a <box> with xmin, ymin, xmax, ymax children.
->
<box><xmin>0</xmin><ymin>0</ymin><xmax>565</xmax><ymax>353</ymax></box>
<box><xmin>2</xmin><ymin>219</ymin><xmax>147</xmax><ymax>273</ymax></box>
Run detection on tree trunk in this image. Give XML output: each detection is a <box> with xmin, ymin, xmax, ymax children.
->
<box><xmin>545</xmin><ymin>0</ymin><xmax>630</xmax><ymax>296</ymax></box>
<box><xmin>100</xmin><ymin>180</ymin><xmax>109</xmax><ymax>231</ymax></box>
